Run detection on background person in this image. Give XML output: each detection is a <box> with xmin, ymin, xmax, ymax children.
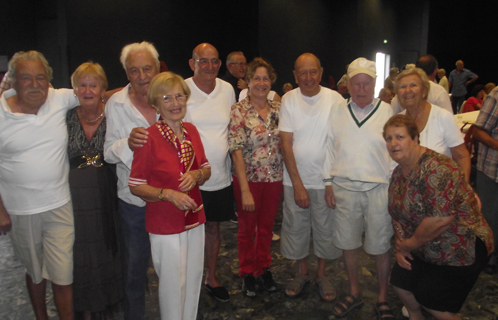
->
<box><xmin>129</xmin><ymin>72</ymin><xmax>211</xmax><ymax>320</ymax></box>
<box><xmin>461</xmin><ymin>84</ymin><xmax>485</xmax><ymax>113</ymax></box>
<box><xmin>384</xmin><ymin>114</ymin><xmax>493</xmax><ymax>320</ymax></box>
<box><xmin>229</xmin><ymin>58</ymin><xmax>283</xmax><ymax>297</ymax></box>
<box><xmin>67</xmin><ymin>62</ymin><xmax>123</xmax><ymax>320</ymax></box>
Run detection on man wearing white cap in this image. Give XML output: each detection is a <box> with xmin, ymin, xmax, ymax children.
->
<box><xmin>323</xmin><ymin>58</ymin><xmax>394</xmax><ymax>318</ymax></box>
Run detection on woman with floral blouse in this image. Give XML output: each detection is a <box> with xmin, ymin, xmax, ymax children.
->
<box><xmin>384</xmin><ymin>114</ymin><xmax>493</xmax><ymax>320</ymax></box>
<box><xmin>229</xmin><ymin>57</ymin><xmax>283</xmax><ymax>297</ymax></box>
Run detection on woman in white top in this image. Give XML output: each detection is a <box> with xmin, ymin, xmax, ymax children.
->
<box><xmin>395</xmin><ymin>67</ymin><xmax>471</xmax><ymax>183</ymax></box>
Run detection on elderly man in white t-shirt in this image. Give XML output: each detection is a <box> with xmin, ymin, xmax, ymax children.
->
<box><xmin>0</xmin><ymin>51</ymin><xmax>78</xmax><ymax>320</ymax></box>
<box><xmin>183</xmin><ymin>43</ymin><xmax>236</xmax><ymax>302</ymax></box>
<box><xmin>279</xmin><ymin>53</ymin><xmax>344</xmax><ymax>301</ymax></box>
<box><xmin>323</xmin><ymin>58</ymin><xmax>394</xmax><ymax>318</ymax></box>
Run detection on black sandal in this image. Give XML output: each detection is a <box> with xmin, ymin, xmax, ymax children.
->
<box><xmin>331</xmin><ymin>294</ymin><xmax>364</xmax><ymax>317</ymax></box>
<box><xmin>375</xmin><ymin>302</ymin><xmax>395</xmax><ymax>319</ymax></box>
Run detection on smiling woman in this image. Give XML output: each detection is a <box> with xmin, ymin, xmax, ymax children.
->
<box><xmin>394</xmin><ymin>67</ymin><xmax>471</xmax><ymax>183</ymax></box>
<box><xmin>229</xmin><ymin>57</ymin><xmax>283</xmax><ymax>297</ymax></box>
<box><xmin>128</xmin><ymin>71</ymin><xmax>211</xmax><ymax>320</ymax></box>
<box><xmin>67</xmin><ymin>61</ymin><xmax>123</xmax><ymax>320</ymax></box>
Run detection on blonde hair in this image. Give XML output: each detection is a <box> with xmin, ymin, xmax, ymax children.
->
<box><xmin>394</xmin><ymin>67</ymin><xmax>431</xmax><ymax>98</ymax></box>
<box><xmin>71</xmin><ymin>62</ymin><xmax>108</xmax><ymax>90</ymax></box>
<box><xmin>147</xmin><ymin>72</ymin><xmax>191</xmax><ymax>107</ymax></box>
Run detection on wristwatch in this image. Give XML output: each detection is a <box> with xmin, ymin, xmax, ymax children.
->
<box><xmin>158</xmin><ymin>188</ymin><xmax>165</xmax><ymax>201</ymax></box>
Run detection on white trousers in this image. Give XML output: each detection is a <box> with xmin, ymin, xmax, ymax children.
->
<box><xmin>150</xmin><ymin>225</ymin><xmax>205</xmax><ymax>320</ymax></box>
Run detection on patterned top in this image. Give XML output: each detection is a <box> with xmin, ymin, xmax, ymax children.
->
<box><xmin>229</xmin><ymin>97</ymin><xmax>283</xmax><ymax>182</ymax></box>
<box><xmin>67</xmin><ymin>108</ymin><xmax>106</xmax><ymax>163</ymax></box>
<box><xmin>388</xmin><ymin>149</ymin><xmax>494</xmax><ymax>266</ymax></box>
<box><xmin>475</xmin><ymin>86</ymin><xmax>498</xmax><ymax>182</ymax></box>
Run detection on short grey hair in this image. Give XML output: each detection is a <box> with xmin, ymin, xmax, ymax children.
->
<box><xmin>7</xmin><ymin>51</ymin><xmax>53</xmax><ymax>83</ymax></box>
<box><xmin>120</xmin><ymin>41</ymin><xmax>160</xmax><ymax>71</ymax></box>
<box><xmin>226</xmin><ymin>51</ymin><xmax>245</xmax><ymax>66</ymax></box>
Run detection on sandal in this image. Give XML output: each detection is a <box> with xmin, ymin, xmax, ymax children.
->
<box><xmin>205</xmin><ymin>284</ymin><xmax>230</xmax><ymax>302</ymax></box>
<box><xmin>375</xmin><ymin>302</ymin><xmax>395</xmax><ymax>319</ymax></box>
<box><xmin>285</xmin><ymin>273</ymin><xmax>310</xmax><ymax>298</ymax></box>
<box><xmin>315</xmin><ymin>276</ymin><xmax>336</xmax><ymax>302</ymax></box>
<box><xmin>331</xmin><ymin>294</ymin><xmax>364</xmax><ymax>317</ymax></box>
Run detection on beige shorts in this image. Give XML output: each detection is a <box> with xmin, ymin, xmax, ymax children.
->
<box><xmin>9</xmin><ymin>201</ymin><xmax>74</xmax><ymax>285</ymax></box>
<box><xmin>331</xmin><ymin>183</ymin><xmax>392</xmax><ymax>255</ymax></box>
<box><xmin>280</xmin><ymin>186</ymin><xmax>342</xmax><ymax>260</ymax></box>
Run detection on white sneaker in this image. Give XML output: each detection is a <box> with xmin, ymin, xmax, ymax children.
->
<box><xmin>272</xmin><ymin>232</ymin><xmax>280</xmax><ymax>241</ymax></box>
<box><xmin>402</xmin><ymin>306</ymin><xmax>409</xmax><ymax>318</ymax></box>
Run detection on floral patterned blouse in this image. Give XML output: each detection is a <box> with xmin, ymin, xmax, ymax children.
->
<box><xmin>229</xmin><ymin>97</ymin><xmax>283</xmax><ymax>182</ymax></box>
<box><xmin>388</xmin><ymin>149</ymin><xmax>494</xmax><ymax>266</ymax></box>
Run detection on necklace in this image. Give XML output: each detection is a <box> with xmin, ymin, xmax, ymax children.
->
<box><xmin>77</xmin><ymin>107</ymin><xmax>104</xmax><ymax>124</ymax></box>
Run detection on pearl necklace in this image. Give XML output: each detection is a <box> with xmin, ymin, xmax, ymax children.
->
<box><xmin>77</xmin><ymin>107</ymin><xmax>104</xmax><ymax>124</ymax></box>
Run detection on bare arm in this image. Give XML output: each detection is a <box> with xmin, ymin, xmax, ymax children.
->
<box><xmin>231</xmin><ymin>150</ymin><xmax>255</xmax><ymax>212</ymax></box>
<box><xmin>281</xmin><ymin>131</ymin><xmax>309</xmax><ymax>208</ymax></box>
<box><xmin>449</xmin><ymin>143</ymin><xmax>471</xmax><ymax>183</ymax></box>
<box><xmin>272</xmin><ymin>93</ymin><xmax>282</xmax><ymax>103</ymax></box>
<box><xmin>473</xmin><ymin>126</ymin><xmax>498</xmax><ymax>151</ymax></box>
<box><xmin>466</xmin><ymin>75</ymin><xmax>478</xmax><ymax>87</ymax></box>
<box><xmin>103</xmin><ymin>87</ymin><xmax>124</xmax><ymax>103</ymax></box>
<box><xmin>128</xmin><ymin>127</ymin><xmax>149</xmax><ymax>151</ymax></box>
<box><xmin>0</xmin><ymin>194</ymin><xmax>12</xmax><ymax>235</ymax></box>
<box><xmin>130</xmin><ymin>184</ymin><xmax>198</xmax><ymax>211</ymax></box>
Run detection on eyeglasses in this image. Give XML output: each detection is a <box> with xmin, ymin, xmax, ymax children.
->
<box><xmin>229</xmin><ymin>62</ymin><xmax>246</xmax><ymax>67</ymax></box>
<box><xmin>195</xmin><ymin>58</ymin><xmax>221</xmax><ymax>65</ymax></box>
<box><xmin>160</xmin><ymin>94</ymin><xmax>187</xmax><ymax>104</ymax></box>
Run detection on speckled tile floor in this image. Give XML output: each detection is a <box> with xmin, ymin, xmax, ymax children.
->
<box><xmin>2</xmin><ymin>210</ymin><xmax>498</xmax><ymax>320</ymax></box>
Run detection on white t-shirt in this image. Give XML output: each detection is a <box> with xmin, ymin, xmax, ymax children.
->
<box><xmin>401</xmin><ymin>104</ymin><xmax>463</xmax><ymax>157</ymax></box>
<box><xmin>104</xmin><ymin>84</ymin><xmax>160</xmax><ymax>207</ymax></box>
<box><xmin>0</xmin><ymin>88</ymin><xmax>78</xmax><ymax>215</ymax></box>
<box><xmin>391</xmin><ymin>81</ymin><xmax>453</xmax><ymax>114</ymax></box>
<box><xmin>184</xmin><ymin>78</ymin><xmax>236</xmax><ymax>191</ymax></box>
<box><xmin>279</xmin><ymin>87</ymin><xmax>344</xmax><ymax>189</ymax></box>
<box><xmin>239</xmin><ymin>88</ymin><xmax>276</xmax><ymax>101</ymax></box>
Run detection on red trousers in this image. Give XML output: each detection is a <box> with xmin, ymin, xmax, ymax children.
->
<box><xmin>233</xmin><ymin>176</ymin><xmax>283</xmax><ymax>277</ymax></box>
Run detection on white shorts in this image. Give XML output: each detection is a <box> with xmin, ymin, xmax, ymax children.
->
<box><xmin>280</xmin><ymin>186</ymin><xmax>342</xmax><ymax>260</ymax></box>
<box><xmin>331</xmin><ymin>183</ymin><xmax>392</xmax><ymax>255</ymax></box>
<box><xmin>9</xmin><ymin>201</ymin><xmax>74</xmax><ymax>285</ymax></box>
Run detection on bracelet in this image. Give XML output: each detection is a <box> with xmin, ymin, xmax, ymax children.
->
<box><xmin>197</xmin><ymin>169</ymin><xmax>204</xmax><ymax>184</ymax></box>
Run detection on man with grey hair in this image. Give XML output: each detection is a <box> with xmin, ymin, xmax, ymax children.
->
<box><xmin>0</xmin><ymin>50</ymin><xmax>78</xmax><ymax>320</ymax></box>
<box><xmin>104</xmin><ymin>41</ymin><xmax>160</xmax><ymax>320</ymax></box>
<box><xmin>222</xmin><ymin>51</ymin><xmax>247</xmax><ymax>101</ymax></box>
<box><xmin>324</xmin><ymin>58</ymin><xmax>394</xmax><ymax>318</ymax></box>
